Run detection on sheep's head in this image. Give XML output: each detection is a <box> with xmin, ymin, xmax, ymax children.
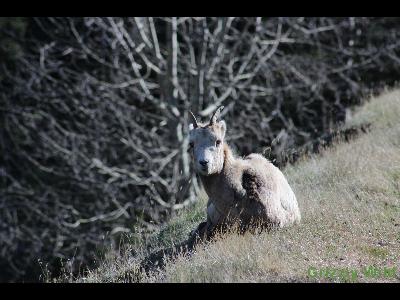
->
<box><xmin>188</xmin><ymin>106</ymin><xmax>226</xmax><ymax>176</ymax></box>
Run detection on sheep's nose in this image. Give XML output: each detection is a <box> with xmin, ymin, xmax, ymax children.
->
<box><xmin>199</xmin><ymin>160</ymin><xmax>209</xmax><ymax>167</ymax></box>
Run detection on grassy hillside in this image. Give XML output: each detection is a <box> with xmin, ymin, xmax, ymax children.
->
<box><xmin>61</xmin><ymin>89</ymin><xmax>400</xmax><ymax>283</ymax></box>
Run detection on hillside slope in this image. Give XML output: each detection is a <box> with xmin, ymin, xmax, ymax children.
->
<box><xmin>70</xmin><ymin>89</ymin><xmax>400</xmax><ymax>283</ymax></box>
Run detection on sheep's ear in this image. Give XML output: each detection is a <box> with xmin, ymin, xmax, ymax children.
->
<box><xmin>189</xmin><ymin>123</ymin><xmax>194</xmax><ymax>131</ymax></box>
<box><xmin>219</xmin><ymin>120</ymin><xmax>226</xmax><ymax>139</ymax></box>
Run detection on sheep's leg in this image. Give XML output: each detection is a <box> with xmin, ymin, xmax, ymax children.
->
<box><xmin>188</xmin><ymin>199</ymin><xmax>225</xmax><ymax>245</ymax></box>
<box><xmin>207</xmin><ymin>199</ymin><xmax>222</xmax><ymax>225</ymax></box>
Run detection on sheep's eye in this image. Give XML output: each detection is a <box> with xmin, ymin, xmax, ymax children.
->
<box><xmin>216</xmin><ymin>140</ymin><xmax>221</xmax><ymax>147</ymax></box>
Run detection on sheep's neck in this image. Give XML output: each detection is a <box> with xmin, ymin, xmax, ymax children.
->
<box><xmin>199</xmin><ymin>142</ymin><xmax>234</xmax><ymax>197</ymax></box>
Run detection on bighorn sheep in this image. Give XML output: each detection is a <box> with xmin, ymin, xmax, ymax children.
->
<box><xmin>188</xmin><ymin>106</ymin><xmax>301</xmax><ymax>241</ymax></box>
<box><xmin>139</xmin><ymin>106</ymin><xmax>301</xmax><ymax>273</ymax></box>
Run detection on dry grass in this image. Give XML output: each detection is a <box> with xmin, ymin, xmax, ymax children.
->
<box><xmin>68</xmin><ymin>89</ymin><xmax>400</xmax><ymax>283</ymax></box>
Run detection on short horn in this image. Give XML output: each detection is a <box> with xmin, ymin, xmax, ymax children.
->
<box><xmin>189</xmin><ymin>111</ymin><xmax>198</xmax><ymax>128</ymax></box>
<box><xmin>209</xmin><ymin>105</ymin><xmax>224</xmax><ymax>125</ymax></box>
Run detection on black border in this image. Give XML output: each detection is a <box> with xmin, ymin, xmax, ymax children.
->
<box><xmin>1</xmin><ymin>0</ymin><xmax>400</xmax><ymax>17</ymax></box>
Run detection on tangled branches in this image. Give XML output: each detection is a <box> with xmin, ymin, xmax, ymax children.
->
<box><xmin>0</xmin><ymin>17</ymin><xmax>399</xmax><ymax>281</ymax></box>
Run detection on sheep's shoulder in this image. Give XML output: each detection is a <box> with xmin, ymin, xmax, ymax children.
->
<box><xmin>237</xmin><ymin>159</ymin><xmax>268</xmax><ymax>198</ymax></box>
<box><xmin>243</xmin><ymin>154</ymin><xmax>279</xmax><ymax>189</ymax></box>
<box><xmin>236</xmin><ymin>165</ymin><xmax>276</xmax><ymax>222</ymax></box>
<box><xmin>241</xmin><ymin>169</ymin><xmax>264</xmax><ymax>204</ymax></box>
<box><xmin>239</xmin><ymin>154</ymin><xmax>278</xmax><ymax>199</ymax></box>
